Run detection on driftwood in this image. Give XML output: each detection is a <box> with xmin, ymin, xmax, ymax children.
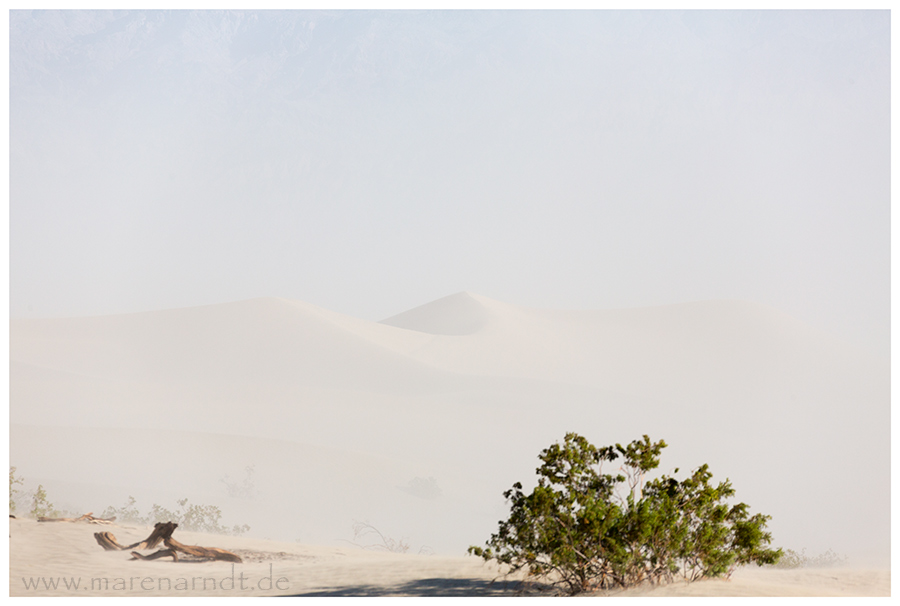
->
<box><xmin>95</xmin><ymin>521</ymin><xmax>178</xmax><ymax>551</ymax></box>
<box><xmin>163</xmin><ymin>537</ymin><xmax>243</xmax><ymax>563</ymax></box>
<box><xmin>39</xmin><ymin>512</ymin><xmax>116</xmax><ymax>524</ymax></box>
<box><xmin>95</xmin><ymin>532</ymin><xmax>132</xmax><ymax>551</ymax></box>
<box><xmin>130</xmin><ymin>549</ymin><xmax>179</xmax><ymax>562</ymax></box>
<box><xmin>95</xmin><ymin>522</ymin><xmax>242</xmax><ymax>563</ymax></box>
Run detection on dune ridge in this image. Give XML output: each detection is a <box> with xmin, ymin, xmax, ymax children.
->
<box><xmin>9</xmin><ymin>293</ymin><xmax>890</xmax><ymax>567</ymax></box>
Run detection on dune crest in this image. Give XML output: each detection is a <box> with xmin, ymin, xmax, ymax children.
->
<box><xmin>380</xmin><ymin>291</ymin><xmax>499</xmax><ymax>336</ymax></box>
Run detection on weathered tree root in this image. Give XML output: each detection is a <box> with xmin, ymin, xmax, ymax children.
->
<box><xmin>95</xmin><ymin>521</ymin><xmax>242</xmax><ymax>563</ymax></box>
<box><xmin>95</xmin><ymin>521</ymin><xmax>178</xmax><ymax>551</ymax></box>
<box><xmin>131</xmin><ymin>549</ymin><xmax>179</xmax><ymax>562</ymax></box>
<box><xmin>162</xmin><ymin>537</ymin><xmax>243</xmax><ymax>563</ymax></box>
<box><xmin>39</xmin><ymin>512</ymin><xmax>116</xmax><ymax>524</ymax></box>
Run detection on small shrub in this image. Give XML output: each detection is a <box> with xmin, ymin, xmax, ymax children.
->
<box><xmin>101</xmin><ymin>496</ymin><xmax>148</xmax><ymax>525</ymax></box>
<box><xmin>29</xmin><ymin>484</ymin><xmax>59</xmax><ymax>519</ymax></box>
<box><xmin>149</xmin><ymin>498</ymin><xmax>250</xmax><ymax>536</ymax></box>
<box><xmin>350</xmin><ymin>521</ymin><xmax>410</xmax><ymax>553</ymax></box>
<box><xmin>102</xmin><ymin>496</ymin><xmax>250</xmax><ymax>536</ymax></box>
<box><xmin>9</xmin><ymin>467</ymin><xmax>24</xmax><ymax>514</ymax></box>
<box><xmin>469</xmin><ymin>433</ymin><xmax>781</xmax><ymax>595</ymax></box>
<box><xmin>9</xmin><ymin>470</ymin><xmax>68</xmax><ymax>518</ymax></box>
<box><xmin>345</xmin><ymin>521</ymin><xmax>434</xmax><ymax>555</ymax></box>
<box><xmin>220</xmin><ymin>465</ymin><xmax>256</xmax><ymax>499</ymax></box>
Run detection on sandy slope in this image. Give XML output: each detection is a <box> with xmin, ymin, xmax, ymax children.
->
<box><xmin>8</xmin><ymin>518</ymin><xmax>888</xmax><ymax>597</ymax></box>
<box><xmin>607</xmin><ymin>567</ymin><xmax>890</xmax><ymax>597</ymax></box>
<box><xmin>8</xmin><ymin>517</ymin><xmax>513</xmax><ymax>597</ymax></box>
<box><xmin>9</xmin><ymin>293</ymin><xmax>890</xmax><ymax>562</ymax></box>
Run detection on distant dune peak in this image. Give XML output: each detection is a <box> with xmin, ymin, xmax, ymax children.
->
<box><xmin>379</xmin><ymin>291</ymin><xmax>496</xmax><ymax>336</ymax></box>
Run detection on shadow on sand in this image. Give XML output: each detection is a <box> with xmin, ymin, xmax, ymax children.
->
<box><xmin>285</xmin><ymin>577</ymin><xmax>533</xmax><ymax>597</ymax></box>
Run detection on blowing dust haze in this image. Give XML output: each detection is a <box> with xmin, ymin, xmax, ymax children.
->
<box><xmin>7</xmin><ymin>9</ymin><xmax>891</xmax><ymax>595</ymax></box>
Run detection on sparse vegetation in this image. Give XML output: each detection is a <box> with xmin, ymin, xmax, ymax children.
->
<box><xmin>11</xmin><ymin>468</ymin><xmax>249</xmax><ymax>535</ymax></box>
<box><xmin>351</xmin><ymin>520</ymin><xmax>410</xmax><ymax>553</ymax></box>
<box><xmin>469</xmin><ymin>433</ymin><xmax>781</xmax><ymax>595</ymax></box>
<box><xmin>9</xmin><ymin>469</ymin><xmax>67</xmax><ymax>518</ymax></box>
<box><xmin>771</xmin><ymin>548</ymin><xmax>847</xmax><ymax>569</ymax></box>
<box><xmin>220</xmin><ymin>465</ymin><xmax>256</xmax><ymax>499</ymax></box>
<box><xmin>148</xmin><ymin>498</ymin><xmax>250</xmax><ymax>536</ymax></box>
<box><xmin>9</xmin><ymin>467</ymin><xmax>24</xmax><ymax>514</ymax></box>
<box><xmin>103</xmin><ymin>497</ymin><xmax>250</xmax><ymax>536</ymax></box>
<box><xmin>347</xmin><ymin>521</ymin><xmax>434</xmax><ymax>555</ymax></box>
<box><xmin>29</xmin><ymin>484</ymin><xmax>59</xmax><ymax>519</ymax></box>
<box><xmin>101</xmin><ymin>496</ymin><xmax>147</xmax><ymax>525</ymax></box>
<box><xmin>10</xmin><ymin>488</ymin><xmax>253</xmax><ymax>536</ymax></box>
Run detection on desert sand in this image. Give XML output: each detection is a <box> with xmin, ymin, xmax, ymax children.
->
<box><xmin>8</xmin><ymin>517</ymin><xmax>889</xmax><ymax>597</ymax></box>
<box><xmin>8</xmin><ymin>293</ymin><xmax>891</xmax><ymax>592</ymax></box>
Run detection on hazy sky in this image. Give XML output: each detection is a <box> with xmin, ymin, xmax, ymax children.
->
<box><xmin>8</xmin><ymin>10</ymin><xmax>890</xmax><ymax>355</ymax></box>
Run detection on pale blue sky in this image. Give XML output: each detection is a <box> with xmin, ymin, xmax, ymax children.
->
<box><xmin>8</xmin><ymin>10</ymin><xmax>890</xmax><ymax>355</ymax></box>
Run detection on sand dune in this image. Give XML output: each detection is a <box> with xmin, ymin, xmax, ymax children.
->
<box><xmin>8</xmin><ymin>518</ymin><xmax>888</xmax><ymax>597</ymax></box>
<box><xmin>9</xmin><ymin>293</ymin><xmax>890</xmax><ymax>565</ymax></box>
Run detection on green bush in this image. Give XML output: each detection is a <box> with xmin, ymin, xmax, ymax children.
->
<box><xmin>9</xmin><ymin>470</ymin><xmax>63</xmax><ymax>518</ymax></box>
<box><xmin>29</xmin><ymin>484</ymin><xmax>59</xmax><ymax>519</ymax></box>
<box><xmin>469</xmin><ymin>433</ymin><xmax>781</xmax><ymax>595</ymax></box>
